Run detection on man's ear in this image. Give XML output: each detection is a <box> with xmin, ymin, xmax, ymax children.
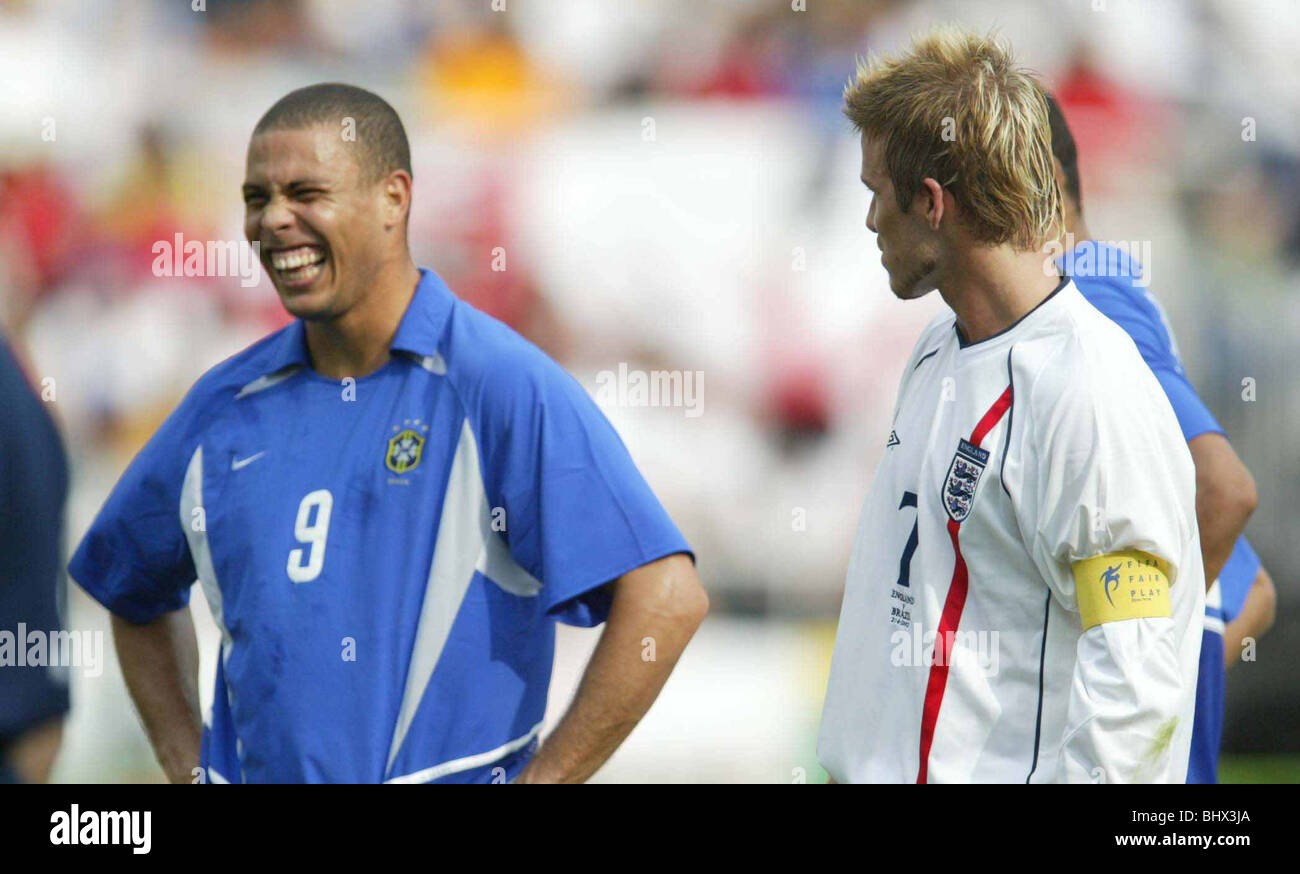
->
<box><xmin>381</xmin><ymin>169</ymin><xmax>414</xmax><ymax>230</ymax></box>
<box><xmin>920</xmin><ymin>177</ymin><xmax>945</xmax><ymax>230</ymax></box>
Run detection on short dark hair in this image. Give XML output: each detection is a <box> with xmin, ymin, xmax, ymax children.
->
<box><xmin>1045</xmin><ymin>93</ymin><xmax>1081</xmax><ymax>210</ymax></box>
<box><xmin>253</xmin><ymin>83</ymin><xmax>411</xmax><ymax>185</ymax></box>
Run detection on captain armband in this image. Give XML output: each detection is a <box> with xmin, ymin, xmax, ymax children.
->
<box><xmin>1072</xmin><ymin>551</ymin><xmax>1173</xmax><ymax>631</ymax></box>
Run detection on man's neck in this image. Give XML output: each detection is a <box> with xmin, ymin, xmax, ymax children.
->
<box><xmin>939</xmin><ymin>244</ymin><xmax>1062</xmax><ymax>346</ymax></box>
<box><xmin>1058</xmin><ymin>214</ymin><xmax>1095</xmax><ymax>287</ymax></box>
<box><xmin>1065</xmin><ymin>210</ymin><xmax>1092</xmax><ymax>245</ymax></box>
<box><xmin>304</xmin><ymin>260</ymin><xmax>422</xmax><ymax>380</ymax></box>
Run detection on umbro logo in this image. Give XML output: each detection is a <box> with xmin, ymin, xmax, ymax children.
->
<box><xmin>886</xmin><ymin>430</ymin><xmax>900</xmax><ymax>448</ymax></box>
<box><xmin>231</xmin><ymin>451</ymin><xmax>266</xmax><ymax>471</ymax></box>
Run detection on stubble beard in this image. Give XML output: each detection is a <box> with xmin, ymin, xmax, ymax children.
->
<box><xmin>893</xmin><ymin>256</ymin><xmax>939</xmax><ymax>301</ymax></box>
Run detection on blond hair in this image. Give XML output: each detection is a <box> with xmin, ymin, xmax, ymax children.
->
<box><xmin>843</xmin><ymin>25</ymin><xmax>1062</xmax><ymax>251</ymax></box>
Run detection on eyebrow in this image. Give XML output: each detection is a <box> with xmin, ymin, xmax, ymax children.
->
<box><xmin>241</xmin><ymin>178</ymin><xmax>329</xmax><ymax>194</ymax></box>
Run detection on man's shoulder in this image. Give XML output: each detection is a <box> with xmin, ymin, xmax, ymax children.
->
<box><xmin>0</xmin><ymin>337</ymin><xmax>53</xmax><ymax>435</ymax></box>
<box><xmin>919</xmin><ymin>308</ymin><xmax>957</xmax><ymax>345</ymax></box>
<box><xmin>1071</xmin><ymin>268</ymin><xmax>1145</xmax><ymax>310</ymax></box>
<box><xmin>1011</xmin><ymin>286</ymin><xmax>1160</xmax><ymax>416</ymax></box>
<box><xmin>1063</xmin><ymin>241</ymin><xmax>1145</xmax><ymax>290</ymax></box>
<box><xmin>1066</xmin><ymin>244</ymin><xmax>1169</xmax><ymax>338</ymax></box>
<box><xmin>166</xmin><ymin>324</ymin><xmax>301</xmax><ymax>434</ymax></box>
<box><xmin>442</xmin><ymin>296</ymin><xmax>576</xmax><ymax>403</ymax></box>
<box><xmin>905</xmin><ymin>308</ymin><xmax>958</xmax><ymax>366</ymax></box>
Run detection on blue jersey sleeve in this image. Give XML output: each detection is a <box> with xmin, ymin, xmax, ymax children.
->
<box><xmin>1077</xmin><ymin>279</ymin><xmax>1223</xmax><ymax>441</ymax></box>
<box><xmin>68</xmin><ymin>399</ymin><xmax>201</xmax><ymax>624</ymax></box>
<box><xmin>473</xmin><ymin>347</ymin><xmax>692</xmax><ymax>627</ymax></box>
<box><xmin>1150</xmin><ymin>365</ymin><xmax>1223</xmax><ymax>444</ymax></box>
<box><xmin>1216</xmin><ymin>536</ymin><xmax>1260</xmax><ymax>624</ymax></box>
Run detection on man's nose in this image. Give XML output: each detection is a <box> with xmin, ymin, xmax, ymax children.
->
<box><xmin>261</xmin><ymin>197</ymin><xmax>295</xmax><ymax>235</ymax></box>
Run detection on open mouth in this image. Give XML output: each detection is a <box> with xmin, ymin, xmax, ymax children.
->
<box><xmin>269</xmin><ymin>245</ymin><xmax>327</xmax><ymax>288</ymax></box>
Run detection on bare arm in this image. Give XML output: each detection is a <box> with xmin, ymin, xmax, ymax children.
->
<box><xmin>4</xmin><ymin>717</ymin><xmax>64</xmax><ymax>783</ymax></box>
<box><xmin>111</xmin><ymin>608</ymin><xmax>202</xmax><ymax>783</ymax></box>
<box><xmin>1187</xmin><ymin>433</ymin><xmax>1257</xmax><ymax>587</ymax></box>
<box><xmin>1224</xmin><ymin>567</ymin><xmax>1276</xmax><ymax>670</ymax></box>
<box><xmin>514</xmin><ymin>553</ymin><xmax>707</xmax><ymax>783</ymax></box>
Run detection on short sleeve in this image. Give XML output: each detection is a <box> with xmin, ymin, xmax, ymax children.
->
<box><xmin>1149</xmin><ymin>366</ymin><xmax>1223</xmax><ymax>442</ymax></box>
<box><xmin>68</xmin><ymin>405</ymin><xmax>199</xmax><ymax>625</ymax></box>
<box><xmin>474</xmin><ymin>350</ymin><xmax>692</xmax><ymax>627</ymax></box>
<box><xmin>1216</xmin><ymin>536</ymin><xmax>1260</xmax><ymax>624</ymax></box>
<box><xmin>1019</xmin><ymin>345</ymin><xmax>1196</xmax><ymax>598</ymax></box>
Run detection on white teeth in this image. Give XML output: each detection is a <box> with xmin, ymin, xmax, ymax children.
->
<box><xmin>271</xmin><ymin>246</ymin><xmax>324</xmax><ymax>271</ymax></box>
<box><xmin>278</xmin><ymin>260</ymin><xmax>323</xmax><ymax>283</ymax></box>
<box><xmin>270</xmin><ymin>243</ymin><xmax>325</xmax><ymax>284</ymax></box>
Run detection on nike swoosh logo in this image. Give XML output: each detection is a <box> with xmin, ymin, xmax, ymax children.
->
<box><xmin>231</xmin><ymin>451</ymin><xmax>266</xmax><ymax>471</ymax></box>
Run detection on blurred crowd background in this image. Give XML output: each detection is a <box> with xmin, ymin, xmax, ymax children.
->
<box><xmin>1</xmin><ymin>0</ymin><xmax>1297</xmax><ymax>782</ymax></box>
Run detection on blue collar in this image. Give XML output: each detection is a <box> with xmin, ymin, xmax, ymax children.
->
<box><xmin>260</xmin><ymin>267</ymin><xmax>454</xmax><ymax>375</ymax></box>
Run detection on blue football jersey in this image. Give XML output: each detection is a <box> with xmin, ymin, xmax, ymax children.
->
<box><xmin>0</xmin><ymin>337</ymin><xmax>71</xmax><ymax>760</ymax></box>
<box><xmin>1186</xmin><ymin>537</ymin><xmax>1259</xmax><ymax>783</ymax></box>
<box><xmin>69</xmin><ymin>268</ymin><xmax>691</xmax><ymax>783</ymax></box>
<box><xmin>1062</xmin><ymin>241</ymin><xmax>1257</xmax><ymax>784</ymax></box>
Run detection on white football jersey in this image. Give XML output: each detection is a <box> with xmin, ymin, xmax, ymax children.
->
<box><xmin>818</xmin><ymin>279</ymin><xmax>1205</xmax><ymax>783</ymax></box>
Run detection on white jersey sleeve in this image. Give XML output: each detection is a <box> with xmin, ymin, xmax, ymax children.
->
<box><xmin>1013</xmin><ymin>331</ymin><xmax>1204</xmax><ymax>783</ymax></box>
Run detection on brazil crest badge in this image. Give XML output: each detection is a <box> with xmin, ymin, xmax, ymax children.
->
<box><xmin>386</xmin><ymin>428</ymin><xmax>426</xmax><ymax>474</ymax></box>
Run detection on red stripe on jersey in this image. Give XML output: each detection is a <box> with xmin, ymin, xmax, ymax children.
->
<box><xmin>970</xmin><ymin>385</ymin><xmax>1013</xmax><ymax>446</ymax></box>
<box><xmin>916</xmin><ymin>383</ymin><xmax>1013</xmax><ymax>784</ymax></box>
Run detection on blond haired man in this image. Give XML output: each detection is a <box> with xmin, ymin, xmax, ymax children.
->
<box><xmin>817</xmin><ymin>27</ymin><xmax>1204</xmax><ymax>783</ymax></box>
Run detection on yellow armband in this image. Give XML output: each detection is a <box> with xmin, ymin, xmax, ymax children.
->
<box><xmin>1072</xmin><ymin>551</ymin><xmax>1173</xmax><ymax>631</ymax></box>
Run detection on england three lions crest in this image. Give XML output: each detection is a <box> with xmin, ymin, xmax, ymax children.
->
<box><xmin>944</xmin><ymin>438</ymin><xmax>990</xmax><ymax>522</ymax></box>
